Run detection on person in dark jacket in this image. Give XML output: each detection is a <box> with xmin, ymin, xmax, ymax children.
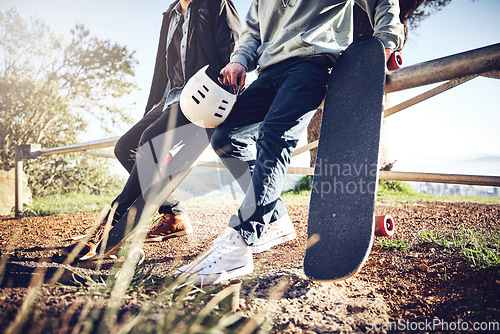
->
<box><xmin>64</xmin><ymin>0</ymin><xmax>241</xmax><ymax>258</ymax></box>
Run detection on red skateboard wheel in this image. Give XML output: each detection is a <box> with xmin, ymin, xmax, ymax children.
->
<box><xmin>387</xmin><ymin>52</ymin><xmax>402</xmax><ymax>71</ymax></box>
<box><xmin>375</xmin><ymin>215</ymin><xmax>395</xmax><ymax>237</ymax></box>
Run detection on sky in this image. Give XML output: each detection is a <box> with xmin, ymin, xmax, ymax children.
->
<box><xmin>1</xmin><ymin>0</ymin><xmax>499</xmax><ymax>177</ymax></box>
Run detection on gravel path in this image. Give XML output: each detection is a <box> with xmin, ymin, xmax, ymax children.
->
<box><xmin>0</xmin><ymin>202</ymin><xmax>499</xmax><ymax>332</ymax></box>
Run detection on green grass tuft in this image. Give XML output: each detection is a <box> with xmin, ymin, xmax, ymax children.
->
<box><xmin>378</xmin><ymin>238</ymin><xmax>410</xmax><ymax>250</ymax></box>
<box><xmin>377</xmin><ymin>180</ymin><xmax>500</xmax><ymax>205</ymax></box>
<box><xmin>25</xmin><ymin>192</ymin><xmax>119</xmax><ymax>216</ymax></box>
<box><xmin>420</xmin><ymin>229</ymin><xmax>500</xmax><ymax>269</ymax></box>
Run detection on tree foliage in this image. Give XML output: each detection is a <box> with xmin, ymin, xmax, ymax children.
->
<box><xmin>0</xmin><ymin>9</ymin><xmax>137</xmax><ymax>196</ymax></box>
<box><xmin>402</xmin><ymin>0</ymin><xmax>453</xmax><ymax>29</ymax></box>
<box><xmin>353</xmin><ymin>0</ymin><xmax>453</xmax><ymax>44</ymax></box>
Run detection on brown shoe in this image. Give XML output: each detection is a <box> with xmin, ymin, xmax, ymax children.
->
<box><xmin>61</xmin><ymin>219</ymin><xmax>110</xmax><ymax>259</ymax></box>
<box><xmin>61</xmin><ymin>211</ymin><xmax>111</xmax><ymax>260</ymax></box>
<box><xmin>146</xmin><ymin>213</ymin><xmax>193</xmax><ymax>242</ymax></box>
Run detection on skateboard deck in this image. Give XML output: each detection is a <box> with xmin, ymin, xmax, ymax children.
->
<box><xmin>303</xmin><ymin>37</ymin><xmax>387</xmax><ymax>281</ymax></box>
<box><xmin>82</xmin><ymin>126</ymin><xmax>212</xmax><ymax>260</ymax></box>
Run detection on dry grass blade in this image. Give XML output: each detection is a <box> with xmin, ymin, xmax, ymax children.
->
<box><xmin>306</xmin><ymin>233</ymin><xmax>320</xmax><ymax>249</ymax></box>
<box><xmin>4</xmin><ymin>265</ymin><xmax>48</xmax><ymax>334</ymax></box>
<box><xmin>237</xmin><ymin>278</ymin><xmax>289</xmax><ymax>334</ymax></box>
<box><xmin>189</xmin><ymin>282</ymin><xmax>242</xmax><ymax>332</ymax></box>
<box><xmin>0</xmin><ymin>228</ymin><xmax>21</xmax><ymax>286</ymax></box>
<box><xmin>48</xmin><ymin>207</ymin><xmax>110</xmax><ymax>285</ymax></box>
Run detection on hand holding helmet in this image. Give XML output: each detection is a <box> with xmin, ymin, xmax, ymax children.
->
<box><xmin>180</xmin><ymin>65</ymin><xmax>239</xmax><ymax>128</ymax></box>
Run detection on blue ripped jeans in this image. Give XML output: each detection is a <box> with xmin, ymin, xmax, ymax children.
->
<box><xmin>211</xmin><ymin>56</ymin><xmax>329</xmax><ymax>245</ymax></box>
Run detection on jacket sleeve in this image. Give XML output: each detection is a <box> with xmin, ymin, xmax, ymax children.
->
<box><xmin>229</xmin><ymin>0</ymin><xmax>261</xmax><ymax>71</ymax></box>
<box><xmin>144</xmin><ymin>10</ymin><xmax>171</xmax><ymax>115</ymax></box>
<box><xmin>355</xmin><ymin>0</ymin><xmax>405</xmax><ymax>51</ymax></box>
<box><xmin>215</xmin><ymin>0</ymin><xmax>242</xmax><ymax>67</ymax></box>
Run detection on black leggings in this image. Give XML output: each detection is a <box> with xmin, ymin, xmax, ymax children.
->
<box><xmin>112</xmin><ymin>101</ymin><xmax>212</xmax><ymax>219</ymax></box>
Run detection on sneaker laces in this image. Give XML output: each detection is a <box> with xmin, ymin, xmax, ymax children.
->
<box><xmin>88</xmin><ymin>211</ymin><xmax>116</xmax><ymax>246</ymax></box>
<box><xmin>205</xmin><ymin>231</ymin><xmax>243</xmax><ymax>264</ymax></box>
<box><xmin>87</xmin><ymin>221</ymin><xmax>107</xmax><ymax>246</ymax></box>
<box><xmin>182</xmin><ymin>230</ymin><xmax>237</xmax><ymax>273</ymax></box>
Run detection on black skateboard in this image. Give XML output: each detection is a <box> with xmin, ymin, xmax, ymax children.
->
<box><xmin>303</xmin><ymin>37</ymin><xmax>395</xmax><ymax>281</ymax></box>
<box><xmin>81</xmin><ymin>124</ymin><xmax>212</xmax><ymax>260</ymax></box>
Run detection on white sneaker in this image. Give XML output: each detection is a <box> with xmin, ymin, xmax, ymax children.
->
<box><xmin>175</xmin><ymin>228</ymin><xmax>253</xmax><ymax>285</ymax></box>
<box><xmin>251</xmin><ymin>214</ymin><xmax>297</xmax><ymax>254</ymax></box>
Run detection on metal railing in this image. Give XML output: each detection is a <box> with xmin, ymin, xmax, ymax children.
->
<box><xmin>14</xmin><ymin>137</ymin><xmax>120</xmax><ymax>217</ymax></box>
<box><xmin>14</xmin><ymin>43</ymin><xmax>500</xmax><ymax>217</ymax></box>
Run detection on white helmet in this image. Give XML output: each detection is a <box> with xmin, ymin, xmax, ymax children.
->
<box><xmin>180</xmin><ymin>65</ymin><xmax>238</xmax><ymax>128</ymax></box>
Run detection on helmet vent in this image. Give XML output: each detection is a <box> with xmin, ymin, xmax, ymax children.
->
<box><xmin>180</xmin><ymin>65</ymin><xmax>237</xmax><ymax>128</ymax></box>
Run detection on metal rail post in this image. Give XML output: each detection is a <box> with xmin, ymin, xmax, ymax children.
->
<box><xmin>14</xmin><ymin>144</ymin><xmax>41</xmax><ymax>218</ymax></box>
<box><xmin>14</xmin><ymin>147</ymin><xmax>23</xmax><ymax>218</ymax></box>
<box><xmin>13</xmin><ymin>138</ymin><xmax>119</xmax><ymax>217</ymax></box>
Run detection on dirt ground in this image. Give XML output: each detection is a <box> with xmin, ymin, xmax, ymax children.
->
<box><xmin>0</xmin><ymin>202</ymin><xmax>499</xmax><ymax>333</ymax></box>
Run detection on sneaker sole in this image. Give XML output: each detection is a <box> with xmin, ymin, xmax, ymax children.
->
<box><xmin>146</xmin><ymin>228</ymin><xmax>193</xmax><ymax>242</ymax></box>
<box><xmin>188</xmin><ymin>263</ymin><xmax>254</xmax><ymax>285</ymax></box>
<box><xmin>250</xmin><ymin>231</ymin><xmax>297</xmax><ymax>254</ymax></box>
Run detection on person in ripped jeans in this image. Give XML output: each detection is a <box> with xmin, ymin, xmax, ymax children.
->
<box><xmin>177</xmin><ymin>0</ymin><xmax>405</xmax><ymax>284</ymax></box>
